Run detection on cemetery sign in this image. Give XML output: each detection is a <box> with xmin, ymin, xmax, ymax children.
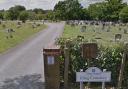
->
<box><xmin>76</xmin><ymin>67</ymin><xmax>111</xmax><ymax>82</ymax></box>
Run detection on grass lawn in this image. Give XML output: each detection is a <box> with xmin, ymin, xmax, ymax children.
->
<box><xmin>62</xmin><ymin>24</ymin><xmax>128</xmax><ymax>46</ymax></box>
<box><xmin>0</xmin><ymin>21</ymin><xmax>47</xmax><ymax>53</ymax></box>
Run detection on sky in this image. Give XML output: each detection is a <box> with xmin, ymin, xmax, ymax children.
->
<box><xmin>0</xmin><ymin>0</ymin><xmax>127</xmax><ymax>10</ymax></box>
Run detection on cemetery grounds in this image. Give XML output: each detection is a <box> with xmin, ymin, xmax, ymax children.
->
<box><xmin>62</xmin><ymin>23</ymin><xmax>128</xmax><ymax>47</ymax></box>
<box><xmin>0</xmin><ymin>21</ymin><xmax>46</xmax><ymax>53</ymax></box>
<box><xmin>61</xmin><ymin>22</ymin><xmax>128</xmax><ymax>89</ymax></box>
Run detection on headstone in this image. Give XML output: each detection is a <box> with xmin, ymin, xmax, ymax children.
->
<box><xmin>6</xmin><ymin>28</ymin><xmax>15</xmax><ymax>39</ymax></box>
<box><xmin>32</xmin><ymin>24</ymin><xmax>36</xmax><ymax>28</ymax></box>
<box><xmin>102</xmin><ymin>23</ymin><xmax>105</xmax><ymax>30</ymax></box>
<box><xmin>17</xmin><ymin>21</ymin><xmax>21</xmax><ymax>25</ymax></box>
<box><xmin>37</xmin><ymin>24</ymin><xmax>40</xmax><ymax>26</ymax></box>
<box><xmin>115</xmin><ymin>34</ymin><xmax>122</xmax><ymax>42</ymax></box>
<box><xmin>93</xmin><ymin>29</ymin><xmax>95</xmax><ymax>32</ymax></box>
<box><xmin>71</xmin><ymin>22</ymin><xmax>75</xmax><ymax>27</ymax></box>
<box><xmin>80</xmin><ymin>26</ymin><xmax>86</xmax><ymax>32</ymax></box>
<box><xmin>119</xmin><ymin>27</ymin><xmax>121</xmax><ymax>31</ymax></box>
<box><xmin>124</xmin><ymin>29</ymin><xmax>127</xmax><ymax>34</ymax></box>
<box><xmin>106</xmin><ymin>29</ymin><xmax>110</xmax><ymax>32</ymax></box>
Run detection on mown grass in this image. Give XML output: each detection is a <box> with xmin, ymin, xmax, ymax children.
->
<box><xmin>62</xmin><ymin>24</ymin><xmax>128</xmax><ymax>46</ymax></box>
<box><xmin>0</xmin><ymin>21</ymin><xmax>47</xmax><ymax>53</ymax></box>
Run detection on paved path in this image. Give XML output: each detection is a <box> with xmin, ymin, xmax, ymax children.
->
<box><xmin>0</xmin><ymin>22</ymin><xmax>64</xmax><ymax>89</ymax></box>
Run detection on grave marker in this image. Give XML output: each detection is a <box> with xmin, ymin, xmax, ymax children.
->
<box><xmin>115</xmin><ymin>34</ymin><xmax>122</xmax><ymax>42</ymax></box>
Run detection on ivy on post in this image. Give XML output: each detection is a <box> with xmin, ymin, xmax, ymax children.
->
<box><xmin>117</xmin><ymin>43</ymin><xmax>128</xmax><ymax>89</ymax></box>
<box><xmin>64</xmin><ymin>40</ymin><xmax>70</xmax><ymax>89</ymax></box>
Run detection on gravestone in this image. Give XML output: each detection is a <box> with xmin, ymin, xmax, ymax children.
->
<box><xmin>32</xmin><ymin>23</ymin><xmax>36</xmax><ymax>28</ymax></box>
<box><xmin>80</xmin><ymin>26</ymin><xmax>86</xmax><ymax>32</ymax></box>
<box><xmin>17</xmin><ymin>21</ymin><xmax>22</xmax><ymax>25</ymax></box>
<box><xmin>124</xmin><ymin>29</ymin><xmax>127</xmax><ymax>34</ymax></box>
<box><xmin>102</xmin><ymin>23</ymin><xmax>105</xmax><ymax>30</ymax></box>
<box><xmin>115</xmin><ymin>34</ymin><xmax>122</xmax><ymax>42</ymax></box>
<box><xmin>71</xmin><ymin>22</ymin><xmax>75</xmax><ymax>27</ymax></box>
<box><xmin>6</xmin><ymin>28</ymin><xmax>15</xmax><ymax>39</ymax></box>
<box><xmin>106</xmin><ymin>28</ymin><xmax>110</xmax><ymax>32</ymax></box>
<box><xmin>37</xmin><ymin>24</ymin><xmax>40</xmax><ymax>26</ymax></box>
<box><xmin>93</xmin><ymin>29</ymin><xmax>95</xmax><ymax>32</ymax></box>
<box><xmin>119</xmin><ymin>27</ymin><xmax>121</xmax><ymax>31</ymax></box>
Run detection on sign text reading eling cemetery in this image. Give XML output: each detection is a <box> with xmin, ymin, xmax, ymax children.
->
<box><xmin>76</xmin><ymin>67</ymin><xmax>111</xmax><ymax>82</ymax></box>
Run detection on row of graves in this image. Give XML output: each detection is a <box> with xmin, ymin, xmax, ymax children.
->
<box><xmin>16</xmin><ymin>21</ymin><xmax>41</xmax><ymax>29</ymax></box>
<box><xmin>66</xmin><ymin>20</ymin><xmax>128</xmax><ymax>26</ymax></box>
<box><xmin>66</xmin><ymin>20</ymin><xmax>128</xmax><ymax>43</ymax></box>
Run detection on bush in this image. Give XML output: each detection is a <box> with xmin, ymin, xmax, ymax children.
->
<box><xmin>56</xmin><ymin>36</ymin><xmax>128</xmax><ymax>88</ymax></box>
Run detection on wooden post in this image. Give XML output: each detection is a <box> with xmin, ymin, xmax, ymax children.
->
<box><xmin>43</xmin><ymin>46</ymin><xmax>61</xmax><ymax>89</ymax></box>
<box><xmin>82</xmin><ymin>43</ymin><xmax>98</xmax><ymax>89</ymax></box>
<box><xmin>117</xmin><ymin>52</ymin><xmax>126</xmax><ymax>89</ymax></box>
<box><xmin>80</xmin><ymin>69</ymin><xmax>84</xmax><ymax>89</ymax></box>
<box><xmin>102</xmin><ymin>69</ymin><xmax>107</xmax><ymax>89</ymax></box>
<box><xmin>87</xmin><ymin>58</ymin><xmax>90</xmax><ymax>89</ymax></box>
<box><xmin>64</xmin><ymin>47</ymin><xmax>69</xmax><ymax>89</ymax></box>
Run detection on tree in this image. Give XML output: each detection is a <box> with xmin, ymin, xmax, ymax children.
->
<box><xmin>88</xmin><ymin>0</ymin><xmax>127</xmax><ymax>21</ymax></box>
<box><xmin>14</xmin><ymin>5</ymin><xmax>26</xmax><ymax>11</ymax></box>
<box><xmin>33</xmin><ymin>8</ymin><xmax>45</xmax><ymax>14</ymax></box>
<box><xmin>3</xmin><ymin>11</ymin><xmax>13</xmax><ymax>20</ymax></box>
<box><xmin>88</xmin><ymin>2</ymin><xmax>107</xmax><ymax>20</ymax></box>
<box><xmin>0</xmin><ymin>10</ymin><xmax>4</xmax><ymax>20</ymax></box>
<box><xmin>82</xmin><ymin>8</ymin><xmax>90</xmax><ymax>20</ymax></box>
<box><xmin>0</xmin><ymin>12</ymin><xmax>3</xmax><ymax>20</ymax></box>
<box><xmin>54</xmin><ymin>0</ymin><xmax>84</xmax><ymax>20</ymax></box>
<box><xmin>105</xmin><ymin>0</ymin><xmax>127</xmax><ymax>21</ymax></box>
<box><xmin>54</xmin><ymin>1</ymin><xmax>67</xmax><ymax>20</ymax></box>
<box><xmin>8</xmin><ymin>5</ymin><xmax>26</xmax><ymax>20</ymax></box>
<box><xmin>28</xmin><ymin>11</ymin><xmax>36</xmax><ymax>20</ymax></box>
<box><xmin>119</xmin><ymin>6</ymin><xmax>128</xmax><ymax>22</ymax></box>
<box><xmin>35</xmin><ymin>14</ymin><xmax>43</xmax><ymax>20</ymax></box>
<box><xmin>19</xmin><ymin>11</ymin><xmax>28</xmax><ymax>23</ymax></box>
<box><xmin>46</xmin><ymin>10</ymin><xmax>55</xmax><ymax>20</ymax></box>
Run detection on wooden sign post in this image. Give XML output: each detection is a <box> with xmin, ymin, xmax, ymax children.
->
<box><xmin>82</xmin><ymin>43</ymin><xmax>98</xmax><ymax>88</ymax></box>
<box><xmin>82</xmin><ymin>43</ymin><xmax>98</xmax><ymax>59</ymax></box>
<box><xmin>64</xmin><ymin>46</ymin><xmax>70</xmax><ymax>89</ymax></box>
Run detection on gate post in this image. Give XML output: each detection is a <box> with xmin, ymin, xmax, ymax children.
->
<box><xmin>43</xmin><ymin>45</ymin><xmax>61</xmax><ymax>89</ymax></box>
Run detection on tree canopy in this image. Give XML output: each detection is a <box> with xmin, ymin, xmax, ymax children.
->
<box><xmin>0</xmin><ymin>0</ymin><xmax>128</xmax><ymax>22</ymax></box>
<box><xmin>119</xmin><ymin>6</ymin><xmax>128</xmax><ymax>22</ymax></box>
<box><xmin>53</xmin><ymin>0</ymin><xmax>128</xmax><ymax>21</ymax></box>
<box><xmin>19</xmin><ymin>11</ymin><xmax>28</xmax><ymax>22</ymax></box>
<box><xmin>54</xmin><ymin>0</ymin><xmax>87</xmax><ymax>20</ymax></box>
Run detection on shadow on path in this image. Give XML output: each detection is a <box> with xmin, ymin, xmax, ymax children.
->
<box><xmin>0</xmin><ymin>74</ymin><xmax>45</xmax><ymax>89</ymax></box>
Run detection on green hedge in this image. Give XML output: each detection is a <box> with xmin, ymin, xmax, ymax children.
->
<box><xmin>56</xmin><ymin>36</ymin><xmax>128</xmax><ymax>88</ymax></box>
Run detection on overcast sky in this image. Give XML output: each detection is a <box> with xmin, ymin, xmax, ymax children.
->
<box><xmin>0</xmin><ymin>0</ymin><xmax>127</xmax><ymax>10</ymax></box>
